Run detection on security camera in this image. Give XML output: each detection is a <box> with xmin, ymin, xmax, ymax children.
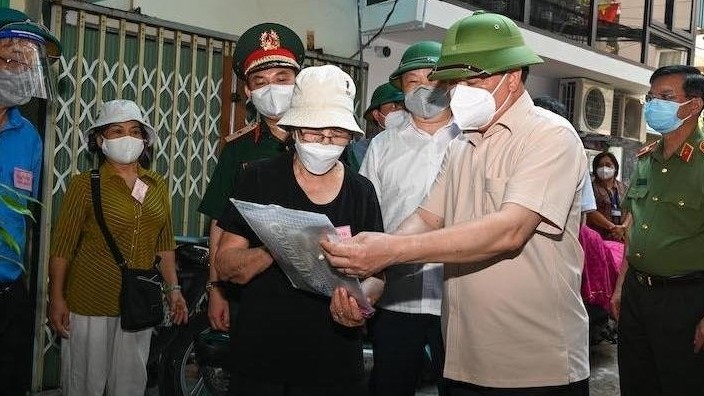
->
<box><xmin>374</xmin><ymin>45</ymin><xmax>391</xmax><ymax>58</ymax></box>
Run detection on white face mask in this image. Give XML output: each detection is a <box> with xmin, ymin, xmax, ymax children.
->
<box><xmin>404</xmin><ymin>85</ymin><xmax>450</xmax><ymax>119</ymax></box>
<box><xmin>596</xmin><ymin>166</ymin><xmax>616</xmax><ymax>180</ymax></box>
<box><xmin>101</xmin><ymin>135</ymin><xmax>145</xmax><ymax>164</ymax></box>
<box><xmin>382</xmin><ymin>110</ymin><xmax>408</xmax><ymax>130</ymax></box>
<box><xmin>294</xmin><ymin>137</ymin><xmax>345</xmax><ymax>175</ymax></box>
<box><xmin>0</xmin><ymin>69</ymin><xmax>32</xmax><ymax>107</ymax></box>
<box><xmin>450</xmin><ymin>74</ymin><xmax>508</xmax><ymax>131</ymax></box>
<box><xmin>250</xmin><ymin>84</ymin><xmax>295</xmax><ymax>119</ymax></box>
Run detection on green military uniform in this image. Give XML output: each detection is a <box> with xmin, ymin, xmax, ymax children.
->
<box><xmin>198</xmin><ymin>22</ymin><xmax>304</xmax><ymax>221</ymax></box>
<box><xmin>198</xmin><ymin>122</ymin><xmax>289</xmax><ymax>219</ymax></box>
<box><xmin>624</xmin><ymin>128</ymin><xmax>704</xmax><ymax>277</ymax></box>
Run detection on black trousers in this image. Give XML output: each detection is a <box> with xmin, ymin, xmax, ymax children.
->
<box><xmin>618</xmin><ymin>269</ymin><xmax>704</xmax><ymax>396</ymax></box>
<box><xmin>0</xmin><ymin>277</ymin><xmax>34</xmax><ymax>396</ymax></box>
<box><xmin>228</xmin><ymin>372</ymin><xmax>364</xmax><ymax>396</ymax></box>
<box><xmin>445</xmin><ymin>378</ymin><xmax>589</xmax><ymax>396</ymax></box>
<box><xmin>368</xmin><ymin>309</ymin><xmax>446</xmax><ymax>396</ymax></box>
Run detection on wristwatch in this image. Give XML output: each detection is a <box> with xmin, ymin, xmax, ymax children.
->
<box><xmin>205</xmin><ymin>281</ymin><xmax>220</xmax><ymax>293</ymax></box>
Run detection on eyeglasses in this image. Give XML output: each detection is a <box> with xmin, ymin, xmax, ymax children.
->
<box><xmin>645</xmin><ymin>93</ymin><xmax>689</xmax><ymax>103</ymax></box>
<box><xmin>298</xmin><ymin>128</ymin><xmax>352</xmax><ymax>145</ymax></box>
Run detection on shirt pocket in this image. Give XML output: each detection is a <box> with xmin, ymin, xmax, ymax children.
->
<box><xmin>483</xmin><ymin>177</ymin><xmax>508</xmax><ymax>215</ymax></box>
<box><xmin>625</xmin><ymin>185</ymin><xmax>649</xmax><ymax>201</ymax></box>
<box><xmin>659</xmin><ymin>191</ymin><xmax>702</xmax><ymax>211</ymax></box>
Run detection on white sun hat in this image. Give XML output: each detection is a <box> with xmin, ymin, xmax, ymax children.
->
<box><xmin>83</xmin><ymin>99</ymin><xmax>157</xmax><ymax>146</ymax></box>
<box><xmin>277</xmin><ymin>64</ymin><xmax>364</xmax><ymax>138</ymax></box>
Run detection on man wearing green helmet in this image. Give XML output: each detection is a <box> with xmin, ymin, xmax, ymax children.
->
<box><xmin>359</xmin><ymin>40</ymin><xmax>459</xmax><ymax>396</ymax></box>
<box><xmin>323</xmin><ymin>12</ymin><xmax>589</xmax><ymax>395</ymax></box>
<box><xmin>0</xmin><ymin>7</ymin><xmax>61</xmax><ymax>394</ymax></box>
<box><xmin>347</xmin><ymin>82</ymin><xmax>407</xmax><ymax>171</ymax></box>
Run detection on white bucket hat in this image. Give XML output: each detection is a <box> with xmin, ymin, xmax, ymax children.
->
<box><xmin>83</xmin><ymin>99</ymin><xmax>156</xmax><ymax>146</ymax></box>
<box><xmin>277</xmin><ymin>64</ymin><xmax>364</xmax><ymax>138</ymax></box>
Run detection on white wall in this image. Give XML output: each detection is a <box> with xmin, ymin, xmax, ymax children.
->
<box><xmin>133</xmin><ymin>0</ymin><xmax>360</xmax><ymax>58</ymax></box>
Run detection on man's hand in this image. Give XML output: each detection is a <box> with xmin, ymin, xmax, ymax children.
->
<box><xmin>49</xmin><ymin>296</ymin><xmax>70</xmax><ymax>338</ymax></box>
<box><xmin>694</xmin><ymin>317</ymin><xmax>704</xmax><ymax>353</ymax></box>
<box><xmin>330</xmin><ymin>287</ymin><xmax>365</xmax><ymax>327</ymax></box>
<box><xmin>208</xmin><ymin>288</ymin><xmax>230</xmax><ymax>330</ymax></box>
<box><xmin>321</xmin><ymin>232</ymin><xmax>397</xmax><ymax>278</ymax></box>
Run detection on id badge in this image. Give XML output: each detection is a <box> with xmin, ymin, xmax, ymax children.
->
<box><xmin>611</xmin><ymin>209</ymin><xmax>622</xmax><ymax>218</ymax></box>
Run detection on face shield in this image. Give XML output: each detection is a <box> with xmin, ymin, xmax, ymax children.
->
<box><xmin>0</xmin><ymin>35</ymin><xmax>55</xmax><ymax>108</ymax></box>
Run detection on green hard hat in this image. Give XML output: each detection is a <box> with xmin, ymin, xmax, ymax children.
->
<box><xmin>429</xmin><ymin>11</ymin><xmax>543</xmax><ymax>81</ymax></box>
<box><xmin>363</xmin><ymin>82</ymin><xmax>405</xmax><ymax>121</ymax></box>
<box><xmin>0</xmin><ymin>8</ymin><xmax>62</xmax><ymax>60</ymax></box>
<box><xmin>389</xmin><ymin>41</ymin><xmax>442</xmax><ymax>88</ymax></box>
<box><xmin>233</xmin><ymin>22</ymin><xmax>305</xmax><ymax>80</ymax></box>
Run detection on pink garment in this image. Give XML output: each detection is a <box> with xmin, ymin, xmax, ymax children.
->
<box><xmin>579</xmin><ymin>225</ymin><xmax>622</xmax><ymax>313</ymax></box>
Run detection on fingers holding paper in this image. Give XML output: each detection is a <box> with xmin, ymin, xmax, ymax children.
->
<box><xmin>330</xmin><ymin>287</ymin><xmax>365</xmax><ymax>327</ymax></box>
<box><xmin>322</xmin><ymin>232</ymin><xmax>397</xmax><ymax>279</ymax></box>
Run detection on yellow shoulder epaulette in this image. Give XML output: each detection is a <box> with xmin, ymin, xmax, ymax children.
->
<box><xmin>637</xmin><ymin>140</ymin><xmax>659</xmax><ymax>158</ymax></box>
<box><xmin>224</xmin><ymin>122</ymin><xmax>258</xmax><ymax>143</ymax></box>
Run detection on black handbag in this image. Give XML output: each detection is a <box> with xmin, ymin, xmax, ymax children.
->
<box><xmin>90</xmin><ymin>170</ymin><xmax>164</xmax><ymax>331</ymax></box>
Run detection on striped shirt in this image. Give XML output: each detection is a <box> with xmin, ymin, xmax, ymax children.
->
<box><xmin>50</xmin><ymin>163</ymin><xmax>175</xmax><ymax>316</ymax></box>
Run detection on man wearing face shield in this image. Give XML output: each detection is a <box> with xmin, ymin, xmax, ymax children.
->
<box><xmin>358</xmin><ymin>40</ymin><xmax>458</xmax><ymax>396</ymax></box>
<box><xmin>322</xmin><ymin>12</ymin><xmax>589</xmax><ymax>395</ymax></box>
<box><xmin>0</xmin><ymin>8</ymin><xmax>61</xmax><ymax>395</ymax></box>
<box><xmin>198</xmin><ymin>23</ymin><xmax>305</xmax><ymax>332</ymax></box>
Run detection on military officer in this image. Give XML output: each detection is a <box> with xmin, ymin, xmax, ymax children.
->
<box><xmin>198</xmin><ymin>22</ymin><xmax>305</xmax><ymax>331</ymax></box>
<box><xmin>612</xmin><ymin>64</ymin><xmax>704</xmax><ymax>396</ymax></box>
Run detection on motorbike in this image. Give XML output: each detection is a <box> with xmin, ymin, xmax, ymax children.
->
<box><xmin>146</xmin><ymin>236</ymin><xmax>231</xmax><ymax>396</ymax></box>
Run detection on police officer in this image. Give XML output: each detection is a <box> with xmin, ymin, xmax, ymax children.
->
<box><xmin>198</xmin><ymin>23</ymin><xmax>305</xmax><ymax>331</ymax></box>
<box><xmin>0</xmin><ymin>8</ymin><xmax>61</xmax><ymax>395</ymax></box>
<box><xmin>612</xmin><ymin>65</ymin><xmax>704</xmax><ymax>396</ymax></box>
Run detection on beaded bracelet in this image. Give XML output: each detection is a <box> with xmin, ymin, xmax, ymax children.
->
<box><xmin>163</xmin><ymin>284</ymin><xmax>182</xmax><ymax>293</ymax></box>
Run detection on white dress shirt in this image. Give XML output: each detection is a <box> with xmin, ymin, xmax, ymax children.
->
<box><xmin>360</xmin><ymin>117</ymin><xmax>460</xmax><ymax>315</ymax></box>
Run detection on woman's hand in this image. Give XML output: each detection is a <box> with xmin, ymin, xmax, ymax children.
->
<box><xmin>49</xmin><ymin>296</ymin><xmax>70</xmax><ymax>338</ymax></box>
<box><xmin>609</xmin><ymin>224</ymin><xmax>627</xmax><ymax>241</ymax></box>
<box><xmin>167</xmin><ymin>290</ymin><xmax>189</xmax><ymax>325</ymax></box>
<box><xmin>330</xmin><ymin>287</ymin><xmax>365</xmax><ymax>327</ymax></box>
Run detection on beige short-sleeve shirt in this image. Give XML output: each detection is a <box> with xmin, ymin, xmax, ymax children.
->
<box><xmin>422</xmin><ymin>92</ymin><xmax>589</xmax><ymax>387</ymax></box>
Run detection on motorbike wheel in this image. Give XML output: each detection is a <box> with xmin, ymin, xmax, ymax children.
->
<box><xmin>158</xmin><ymin>312</ymin><xmax>228</xmax><ymax>396</ymax></box>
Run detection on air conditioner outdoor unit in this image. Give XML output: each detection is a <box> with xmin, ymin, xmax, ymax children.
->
<box><xmin>559</xmin><ymin>78</ymin><xmax>614</xmax><ymax>136</ymax></box>
<box><xmin>612</xmin><ymin>92</ymin><xmax>646</xmax><ymax>143</ymax></box>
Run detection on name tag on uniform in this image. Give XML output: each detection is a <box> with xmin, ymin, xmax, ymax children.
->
<box><xmin>131</xmin><ymin>179</ymin><xmax>149</xmax><ymax>204</ymax></box>
<box><xmin>611</xmin><ymin>209</ymin><xmax>621</xmax><ymax>217</ymax></box>
<box><xmin>13</xmin><ymin>167</ymin><xmax>33</xmax><ymax>192</ymax></box>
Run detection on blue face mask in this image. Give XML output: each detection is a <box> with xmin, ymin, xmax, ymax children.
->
<box><xmin>644</xmin><ymin>98</ymin><xmax>692</xmax><ymax>134</ymax></box>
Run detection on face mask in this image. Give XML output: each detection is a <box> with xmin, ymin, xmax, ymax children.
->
<box><xmin>644</xmin><ymin>98</ymin><xmax>692</xmax><ymax>134</ymax></box>
<box><xmin>250</xmin><ymin>84</ymin><xmax>295</xmax><ymax>119</ymax></box>
<box><xmin>101</xmin><ymin>135</ymin><xmax>145</xmax><ymax>164</ymax></box>
<box><xmin>596</xmin><ymin>166</ymin><xmax>615</xmax><ymax>180</ymax></box>
<box><xmin>0</xmin><ymin>69</ymin><xmax>32</xmax><ymax>107</ymax></box>
<box><xmin>382</xmin><ymin>110</ymin><xmax>407</xmax><ymax>130</ymax></box>
<box><xmin>404</xmin><ymin>85</ymin><xmax>450</xmax><ymax>119</ymax></box>
<box><xmin>450</xmin><ymin>74</ymin><xmax>508</xmax><ymax>131</ymax></box>
<box><xmin>294</xmin><ymin>136</ymin><xmax>345</xmax><ymax>175</ymax></box>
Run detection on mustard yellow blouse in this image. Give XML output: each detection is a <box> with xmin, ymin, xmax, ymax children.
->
<box><xmin>50</xmin><ymin>163</ymin><xmax>175</xmax><ymax>316</ymax></box>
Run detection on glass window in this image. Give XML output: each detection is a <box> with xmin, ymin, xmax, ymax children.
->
<box><xmin>450</xmin><ymin>0</ymin><xmax>524</xmax><ymax>21</ymax></box>
<box><xmin>594</xmin><ymin>0</ymin><xmax>644</xmax><ymax>63</ymax></box>
<box><xmin>673</xmin><ymin>0</ymin><xmax>693</xmax><ymax>32</ymax></box>
<box><xmin>646</xmin><ymin>36</ymin><xmax>689</xmax><ymax>67</ymax></box>
<box><xmin>529</xmin><ymin>0</ymin><xmax>590</xmax><ymax>44</ymax></box>
<box><xmin>651</xmin><ymin>0</ymin><xmax>667</xmax><ymax>26</ymax></box>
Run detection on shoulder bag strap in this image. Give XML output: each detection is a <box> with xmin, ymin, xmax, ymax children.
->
<box><xmin>90</xmin><ymin>169</ymin><xmax>126</xmax><ymax>269</ymax></box>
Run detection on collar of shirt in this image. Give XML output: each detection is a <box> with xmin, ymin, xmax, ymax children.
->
<box><xmin>405</xmin><ymin>116</ymin><xmax>458</xmax><ymax>142</ymax></box>
<box><xmin>651</xmin><ymin>126</ymin><xmax>704</xmax><ymax>165</ymax></box>
<box><xmin>99</xmin><ymin>161</ymin><xmax>157</xmax><ymax>184</ymax></box>
<box><xmin>0</xmin><ymin>107</ymin><xmax>24</xmax><ymax>135</ymax></box>
<box><xmin>462</xmin><ymin>91</ymin><xmax>533</xmax><ymax>146</ymax></box>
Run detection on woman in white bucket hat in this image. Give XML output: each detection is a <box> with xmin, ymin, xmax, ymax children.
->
<box><xmin>48</xmin><ymin>100</ymin><xmax>187</xmax><ymax>395</ymax></box>
<box><xmin>214</xmin><ymin>65</ymin><xmax>385</xmax><ymax>395</ymax></box>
